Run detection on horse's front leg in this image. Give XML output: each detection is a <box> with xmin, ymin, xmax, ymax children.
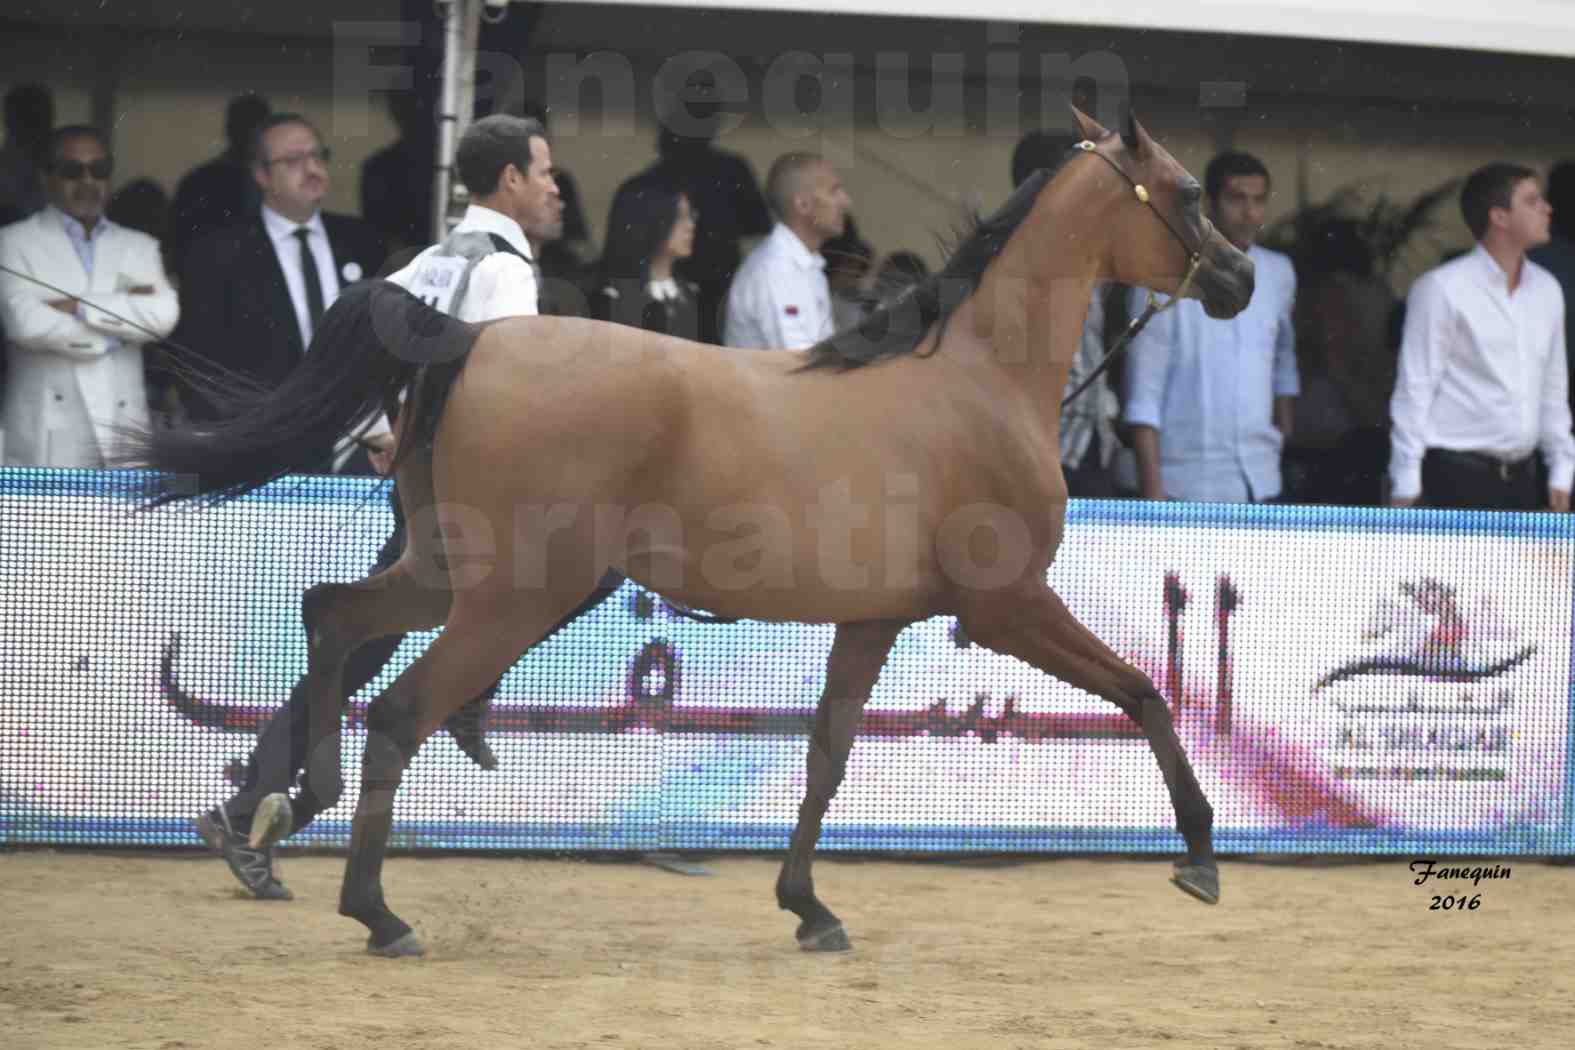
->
<box><xmin>963</xmin><ymin>586</ymin><xmax>1218</xmax><ymax>903</ymax></box>
<box><xmin>776</xmin><ymin>619</ymin><xmax>905</xmax><ymax>952</ymax></box>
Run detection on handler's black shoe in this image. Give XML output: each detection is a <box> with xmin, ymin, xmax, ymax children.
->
<box><xmin>194</xmin><ymin>805</ymin><xmax>293</xmax><ymax>901</ymax></box>
<box><xmin>443</xmin><ymin>694</ymin><xmax>498</xmax><ymax>771</ymax></box>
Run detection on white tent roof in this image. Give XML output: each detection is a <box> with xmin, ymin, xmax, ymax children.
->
<box><xmin>16</xmin><ymin>0</ymin><xmax>1575</xmax><ymax>58</ymax></box>
<box><xmin>545</xmin><ymin>0</ymin><xmax>1575</xmax><ymax>59</ymax></box>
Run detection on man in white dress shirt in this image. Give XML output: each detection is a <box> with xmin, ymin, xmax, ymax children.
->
<box><xmin>723</xmin><ymin>152</ymin><xmax>851</xmax><ymax>350</ymax></box>
<box><xmin>0</xmin><ymin>125</ymin><xmax>178</xmax><ymax>467</ymax></box>
<box><xmin>1388</xmin><ymin>163</ymin><xmax>1572</xmax><ymax>512</ymax></box>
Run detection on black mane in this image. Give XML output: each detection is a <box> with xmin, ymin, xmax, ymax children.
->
<box><xmin>799</xmin><ymin>148</ymin><xmax>1076</xmax><ymax>373</ymax></box>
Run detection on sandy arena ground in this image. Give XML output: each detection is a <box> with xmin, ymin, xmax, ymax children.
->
<box><xmin>0</xmin><ymin>849</ymin><xmax>1570</xmax><ymax>1050</ymax></box>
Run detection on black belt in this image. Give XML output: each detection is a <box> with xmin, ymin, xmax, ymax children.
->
<box><xmin>1429</xmin><ymin>449</ymin><xmax>1534</xmax><ymax>483</ymax></box>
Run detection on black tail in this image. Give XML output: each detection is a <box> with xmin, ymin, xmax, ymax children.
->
<box><xmin>117</xmin><ymin>280</ymin><xmax>479</xmax><ymax>506</ymax></box>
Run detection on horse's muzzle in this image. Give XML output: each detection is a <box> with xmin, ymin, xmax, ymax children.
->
<box><xmin>1197</xmin><ymin>243</ymin><xmax>1255</xmax><ymax>319</ymax></box>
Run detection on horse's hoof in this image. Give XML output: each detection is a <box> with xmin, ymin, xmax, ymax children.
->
<box><xmin>366</xmin><ymin>931</ymin><xmax>426</xmax><ymax>958</ymax></box>
<box><xmin>1171</xmin><ymin>862</ymin><xmax>1220</xmax><ymax>905</ymax></box>
<box><xmin>248</xmin><ymin>793</ymin><xmax>294</xmax><ymax>850</ymax></box>
<box><xmin>796</xmin><ymin>921</ymin><xmax>852</xmax><ymax>953</ymax></box>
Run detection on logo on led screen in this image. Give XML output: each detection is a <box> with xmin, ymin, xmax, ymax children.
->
<box><xmin>1321</xmin><ymin>579</ymin><xmax>1524</xmax><ymax>782</ymax></box>
<box><xmin>1317</xmin><ymin>578</ymin><xmax>1536</xmax><ymax>693</ymax></box>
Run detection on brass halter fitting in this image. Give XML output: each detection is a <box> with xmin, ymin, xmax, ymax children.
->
<box><xmin>1058</xmin><ymin>139</ymin><xmax>1212</xmax><ymax>409</ymax></box>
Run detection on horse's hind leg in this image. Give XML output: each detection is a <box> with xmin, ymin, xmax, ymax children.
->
<box><xmin>339</xmin><ymin>582</ymin><xmax>600</xmax><ymax>957</ymax></box>
<box><xmin>246</xmin><ymin>559</ymin><xmax>455</xmax><ymax>847</ymax></box>
<box><xmin>963</xmin><ymin>587</ymin><xmax>1218</xmax><ymax>903</ymax></box>
<box><xmin>776</xmin><ymin>619</ymin><xmax>906</xmax><ymax>951</ymax></box>
<box><xmin>258</xmin><ymin>449</ymin><xmax>456</xmax><ymax>843</ymax></box>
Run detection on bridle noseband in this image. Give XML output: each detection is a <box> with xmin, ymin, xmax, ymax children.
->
<box><xmin>1059</xmin><ymin>139</ymin><xmax>1207</xmax><ymax>408</ymax></box>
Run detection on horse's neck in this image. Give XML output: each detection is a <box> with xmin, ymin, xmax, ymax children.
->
<box><xmin>962</xmin><ymin>262</ymin><xmax>1096</xmax><ymax>419</ymax></box>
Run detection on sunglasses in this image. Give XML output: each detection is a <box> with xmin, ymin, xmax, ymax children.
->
<box><xmin>53</xmin><ymin>158</ymin><xmax>114</xmax><ymax>181</ymax></box>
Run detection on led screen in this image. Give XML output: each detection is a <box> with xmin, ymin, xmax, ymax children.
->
<box><xmin>2</xmin><ymin>469</ymin><xmax>1571</xmax><ymax>855</ymax></box>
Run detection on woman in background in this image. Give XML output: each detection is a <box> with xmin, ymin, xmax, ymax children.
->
<box><xmin>591</xmin><ymin>173</ymin><xmax>700</xmax><ymax>340</ymax></box>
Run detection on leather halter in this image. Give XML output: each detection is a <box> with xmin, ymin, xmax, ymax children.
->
<box><xmin>1059</xmin><ymin>139</ymin><xmax>1207</xmax><ymax>408</ymax></box>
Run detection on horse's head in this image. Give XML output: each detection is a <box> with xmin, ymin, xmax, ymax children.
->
<box><xmin>1068</xmin><ymin>107</ymin><xmax>1254</xmax><ymax>319</ymax></box>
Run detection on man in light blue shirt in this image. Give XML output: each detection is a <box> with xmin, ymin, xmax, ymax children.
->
<box><xmin>1123</xmin><ymin>151</ymin><xmax>1299</xmax><ymax>502</ymax></box>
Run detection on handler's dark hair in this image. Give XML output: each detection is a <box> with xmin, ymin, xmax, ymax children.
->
<box><xmin>455</xmin><ymin>114</ymin><xmax>548</xmax><ymax>197</ymax></box>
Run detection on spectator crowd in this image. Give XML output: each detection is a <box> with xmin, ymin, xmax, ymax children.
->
<box><xmin>2</xmin><ymin>80</ymin><xmax>1573</xmax><ymax>514</ymax></box>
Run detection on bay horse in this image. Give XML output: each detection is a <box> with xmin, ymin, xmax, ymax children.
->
<box><xmin>126</xmin><ymin>108</ymin><xmax>1254</xmax><ymax>957</ymax></box>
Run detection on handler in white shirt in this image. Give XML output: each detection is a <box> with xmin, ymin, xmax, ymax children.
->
<box><xmin>383</xmin><ymin>144</ymin><xmax>547</xmax><ymax>322</ymax></box>
<box><xmin>191</xmin><ymin>117</ymin><xmax>567</xmax><ymax>901</ymax></box>
<box><xmin>1388</xmin><ymin>163</ymin><xmax>1573</xmax><ymax>512</ymax></box>
<box><xmin>358</xmin><ymin>114</ymin><xmax>559</xmax><ymax>460</ymax></box>
<box><xmin>724</xmin><ymin>152</ymin><xmax>851</xmax><ymax>350</ymax></box>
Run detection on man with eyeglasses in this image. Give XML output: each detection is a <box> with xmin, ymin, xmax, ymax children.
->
<box><xmin>173</xmin><ymin>113</ymin><xmax>385</xmax><ymax>469</ymax></box>
<box><xmin>0</xmin><ymin>125</ymin><xmax>178</xmax><ymax>467</ymax></box>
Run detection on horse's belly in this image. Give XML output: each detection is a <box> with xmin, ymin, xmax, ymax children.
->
<box><xmin>618</xmin><ymin>535</ymin><xmax>947</xmax><ymax>624</ymax></box>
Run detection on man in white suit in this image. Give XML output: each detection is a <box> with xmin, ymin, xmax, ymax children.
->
<box><xmin>0</xmin><ymin>125</ymin><xmax>178</xmax><ymax>467</ymax></box>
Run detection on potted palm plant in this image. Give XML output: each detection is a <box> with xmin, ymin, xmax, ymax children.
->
<box><xmin>1262</xmin><ymin>177</ymin><xmax>1465</xmax><ymax>505</ymax></box>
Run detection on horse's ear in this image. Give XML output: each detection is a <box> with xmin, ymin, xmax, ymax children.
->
<box><xmin>1068</xmin><ymin>104</ymin><xmax>1109</xmax><ymax>142</ymax></box>
<box><xmin>1121</xmin><ymin>109</ymin><xmax>1145</xmax><ymax>158</ymax></box>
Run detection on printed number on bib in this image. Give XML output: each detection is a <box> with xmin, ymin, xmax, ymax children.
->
<box><xmin>407</xmin><ymin>256</ymin><xmax>467</xmax><ymax>316</ymax></box>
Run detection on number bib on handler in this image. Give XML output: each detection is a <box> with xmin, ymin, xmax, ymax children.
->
<box><xmin>395</xmin><ymin>230</ymin><xmax>528</xmax><ymax>320</ymax></box>
<box><xmin>404</xmin><ymin>254</ymin><xmax>469</xmax><ymax>315</ymax></box>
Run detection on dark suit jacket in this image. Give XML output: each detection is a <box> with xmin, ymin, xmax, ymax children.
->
<box><xmin>169</xmin><ymin>154</ymin><xmax>259</xmax><ymax>279</ymax></box>
<box><xmin>359</xmin><ymin>137</ymin><xmax>432</xmax><ymax>256</ymax></box>
<box><xmin>174</xmin><ymin>211</ymin><xmax>386</xmax><ymax>421</ymax></box>
<box><xmin>590</xmin><ymin>278</ymin><xmax>701</xmax><ymax>343</ymax></box>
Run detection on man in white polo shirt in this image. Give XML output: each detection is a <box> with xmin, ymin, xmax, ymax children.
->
<box><xmin>723</xmin><ymin>151</ymin><xmax>851</xmax><ymax>350</ymax></box>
